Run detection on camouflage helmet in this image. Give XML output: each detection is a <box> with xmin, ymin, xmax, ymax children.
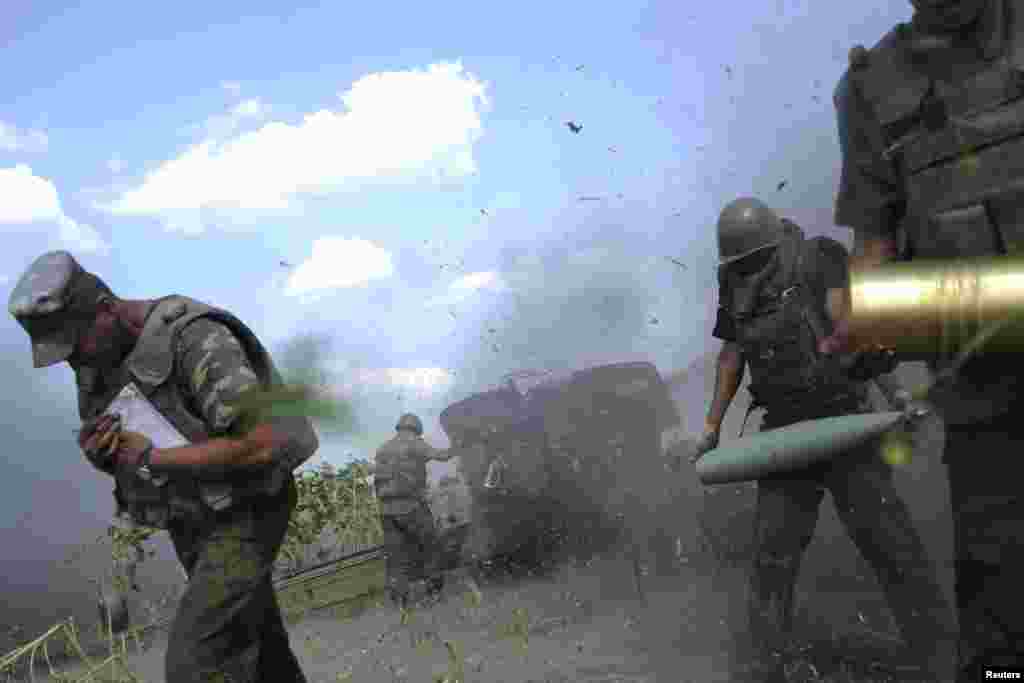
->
<box><xmin>396</xmin><ymin>413</ymin><xmax>424</xmax><ymax>435</ymax></box>
<box><xmin>716</xmin><ymin>197</ymin><xmax>786</xmax><ymax>266</ymax></box>
<box><xmin>7</xmin><ymin>251</ymin><xmax>112</xmax><ymax>368</ymax></box>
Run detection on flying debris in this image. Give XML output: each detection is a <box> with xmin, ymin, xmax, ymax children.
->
<box><xmin>575</xmin><ymin>64</ymin><xmax>585</xmax><ymax>71</ymax></box>
<box><xmin>608</xmin><ymin>146</ymin><xmax>617</xmax><ymax>153</ymax></box>
<box><xmin>488</xmin><ymin>328</ymin><xmax>497</xmax><ymax>334</ymax></box>
<box><xmin>566</xmin><ymin>121</ymin><xmax>583</xmax><ymax>134</ymax></box>
<box><xmin>279</xmin><ymin>260</ymin><xmax>294</xmax><ymax>268</ymax></box>
<box><xmin>491</xmin><ymin>344</ymin><xmax>500</xmax><ymax>353</ymax></box>
<box><xmin>649</xmin><ymin>316</ymin><xmax>660</xmax><ymax>325</ymax></box>
<box><xmin>670</xmin><ymin>211</ymin><xmax>683</xmax><ymax>217</ymax></box>
<box><xmin>480</xmin><ymin>208</ymin><xmax>489</xmax><ymax>216</ymax></box>
<box><xmin>777</xmin><ymin>180</ymin><xmax>787</xmax><ymax>191</ymax></box>
<box><xmin>666</xmin><ymin>257</ymin><xmax>687</xmax><ymax>270</ymax></box>
<box><xmin>578</xmin><ymin>196</ymin><xmax>603</xmax><ymax>202</ymax></box>
<box><xmin>725</xmin><ymin>65</ymin><xmax>733</xmax><ymax>78</ymax></box>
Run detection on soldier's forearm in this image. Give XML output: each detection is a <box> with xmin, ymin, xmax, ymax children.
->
<box><xmin>851</xmin><ymin>233</ymin><xmax>899</xmax><ymax>271</ymax></box>
<box><xmin>707</xmin><ymin>344</ymin><xmax>744</xmax><ymax>429</ymax></box>
<box><xmin>150</xmin><ymin>423</ymin><xmax>281</xmax><ymax>475</ymax></box>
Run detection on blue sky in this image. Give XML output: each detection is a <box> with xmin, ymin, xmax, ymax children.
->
<box><xmin>0</xmin><ymin>0</ymin><xmax>918</xmax><ymax>640</ymax></box>
<box><xmin>0</xmin><ymin>1</ymin><xmax>910</xmax><ymax>459</ymax></box>
<box><xmin>0</xmin><ymin>2</ymin><xmax>913</xmax><ymax>462</ymax></box>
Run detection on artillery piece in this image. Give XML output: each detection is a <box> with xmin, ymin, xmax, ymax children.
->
<box><xmin>439</xmin><ymin>362</ymin><xmax>681</xmax><ymax>574</ymax></box>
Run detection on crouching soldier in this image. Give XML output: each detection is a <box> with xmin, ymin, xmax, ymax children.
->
<box><xmin>8</xmin><ymin>250</ymin><xmax>318</xmax><ymax>683</ymax></box>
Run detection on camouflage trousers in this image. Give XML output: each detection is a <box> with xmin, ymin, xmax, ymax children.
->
<box><xmin>945</xmin><ymin>417</ymin><xmax>1024</xmax><ymax>682</ymax></box>
<box><xmin>380</xmin><ymin>500</ymin><xmax>442</xmax><ymax>605</ymax></box>
<box><xmin>744</xmin><ymin>421</ymin><xmax>956</xmax><ymax>678</ymax></box>
<box><xmin>165</xmin><ymin>480</ymin><xmax>306</xmax><ymax>683</ymax></box>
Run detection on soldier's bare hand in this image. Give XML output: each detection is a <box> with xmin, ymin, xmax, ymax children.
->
<box><xmin>111</xmin><ymin>430</ymin><xmax>153</xmax><ymax>468</ymax></box>
<box><xmin>80</xmin><ymin>414</ymin><xmax>122</xmax><ymax>472</ymax></box>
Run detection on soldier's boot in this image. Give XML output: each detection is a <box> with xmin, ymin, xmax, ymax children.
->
<box><xmin>739</xmin><ymin>555</ymin><xmax>800</xmax><ymax>682</ymax></box>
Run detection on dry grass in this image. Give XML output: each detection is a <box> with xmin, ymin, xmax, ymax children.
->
<box><xmin>5</xmin><ymin>461</ymin><xmax>937</xmax><ymax>682</ymax></box>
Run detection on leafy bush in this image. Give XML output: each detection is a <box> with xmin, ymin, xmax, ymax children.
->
<box><xmin>278</xmin><ymin>461</ymin><xmax>383</xmax><ymax>574</ymax></box>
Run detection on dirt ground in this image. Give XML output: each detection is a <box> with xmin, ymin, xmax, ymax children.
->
<box><xmin>33</xmin><ymin>551</ymin><xmax>936</xmax><ymax>683</ymax></box>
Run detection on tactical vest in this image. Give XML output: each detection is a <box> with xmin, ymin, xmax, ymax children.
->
<box><xmin>723</xmin><ymin>235</ymin><xmax>862</xmax><ymax>411</ymax></box>
<box><xmin>75</xmin><ymin>296</ymin><xmax>314</xmax><ymax>528</ymax></box>
<box><xmin>849</xmin><ymin>3</ymin><xmax>1024</xmax><ymax>420</ymax></box>
<box><xmin>374</xmin><ymin>434</ymin><xmax>428</xmax><ymax>501</ymax></box>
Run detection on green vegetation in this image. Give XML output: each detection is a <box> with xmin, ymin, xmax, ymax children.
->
<box><xmin>278</xmin><ymin>462</ymin><xmax>382</xmax><ymax>573</ymax></box>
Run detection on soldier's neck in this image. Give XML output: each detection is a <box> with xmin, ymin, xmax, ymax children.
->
<box><xmin>112</xmin><ymin>299</ymin><xmax>157</xmax><ymax>341</ymax></box>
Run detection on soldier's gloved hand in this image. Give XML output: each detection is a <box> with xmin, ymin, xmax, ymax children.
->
<box><xmin>79</xmin><ymin>414</ymin><xmax>123</xmax><ymax>474</ymax></box>
<box><xmin>891</xmin><ymin>389</ymin><xmax>933</xmax><ymax>426</ymax></box>
<box><xmin>690</xmin><ymin>424</ymin><xmax>721</xmax><ymax>464</ymax></box>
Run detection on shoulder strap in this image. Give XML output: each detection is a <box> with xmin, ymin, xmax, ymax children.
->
<box><xmin>787</xmin><ymin>238</ymin><xmax>831</xmax><ymax>347</ymax></box>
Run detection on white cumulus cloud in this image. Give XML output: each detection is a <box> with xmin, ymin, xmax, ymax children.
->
<box><xmin>197</xmin><ymin>98</ymin><xmax>270</xmax><ymax>140</ymax></box>
<box><xmin>426</xmin><ymin>270</ymin><xmax>506</xmax><ymax>308</ymax></box>
<box><xmin>285</xmin><ymin>236</ymin><xmax>394</xmax><ymax>296</ymax></box>
<box><xmin>0</xmin><ymin>121</ymin><xmax>48</xmax><ymax>153</ymax></box>
<box><xmin>0</xmin><ymin>165</ymin><xmax>108</xmax><ymax>253</ymax></box>
<box><xmin>103</xmin><ymin>62</ymin><xmax>488</xmax><ymax>232</ymax></box>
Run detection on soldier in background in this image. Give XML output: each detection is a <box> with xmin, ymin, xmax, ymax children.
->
<box><xmin>687</xmin><ymin>199</ymin><xmax>955</xmax><ymax>681</ymax></box>
<box><xmin>833</xmin><ymin>1</ymin><xmax>1024</xmax><ymax>676</ymax></box>
<box><xmin>369</xmin><ymin>413</ymin><xmax>456</xmax><ymax>607</ymax></box>
<box><xmin>8</xmin><ymin>251</ymin><xmax>317</xmax><ymax>683</ymax></box>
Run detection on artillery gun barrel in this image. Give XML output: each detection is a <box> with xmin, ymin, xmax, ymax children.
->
<box><xmin>849</xmin><ymin>257</ymin><xmax>1024</xmax><ymax>357</ymax></box>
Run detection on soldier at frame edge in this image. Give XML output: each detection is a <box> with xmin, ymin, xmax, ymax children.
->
<box><xmin>832</xmin><ymin>0</ymin><xmax>1024</xmax><ymax>678</ymax></box>
<box><xmin>367</xmin><ymin>412</ymin><xmax>457</xmax><ymax>607</ymax></box>
<box><xmin>682</xmin><ymin>198</ymin><xmax>956</xmax><ymax>682</ymax></box>
<box><xmin>8</xmin><ymin>250</ymin><xmax>317</xmax><ymax>683</ymax></box>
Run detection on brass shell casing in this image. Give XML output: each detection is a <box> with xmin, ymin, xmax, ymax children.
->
<box><xmin>848</xmin><ymin>257</ymin><xmax>1024</xmax><ymax>357</ymax></box>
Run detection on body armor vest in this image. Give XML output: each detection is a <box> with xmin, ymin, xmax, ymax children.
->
<box><xmin>723</xmin><ymin>236</ymin><xmax>861</xmax><ymax>411</ymax></box>
<box><xmin>374</xmin><ymin>434</ymin><xmax>429</xmax><ymax>501</ymax></box>
<box><xmin>75</xmin><ymin>296</ymin><xmax>313</xmax><ymax>528</ymax></box>
<box><xmin>850</xmin><ymin>1</ymin><xmax>1024</xmax><ymax>420</ymax></box>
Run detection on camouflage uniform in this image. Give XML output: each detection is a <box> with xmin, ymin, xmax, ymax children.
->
<box><xmin>714</xmin><ymin>232</ymin><xmax>955</xmax><ymax>679</ymax></box>
<box><xmin>7</xmin><ymin>252</ymin><xmax>312</xmax><ymax>683</ymax></box>
<box><xmin>374</xmin><ymin>429</ymin><xmax>443</xmax><ymax>605</ymax></box>
<box><xmin>835</xmin><ymin>1</ymin><xmax>1024</xmax><ymax>675</ymax></box>
<box><xmin>163</xmin><ymin>319</ymin><xmax>306</xmax><ymax>683</ymax></box>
